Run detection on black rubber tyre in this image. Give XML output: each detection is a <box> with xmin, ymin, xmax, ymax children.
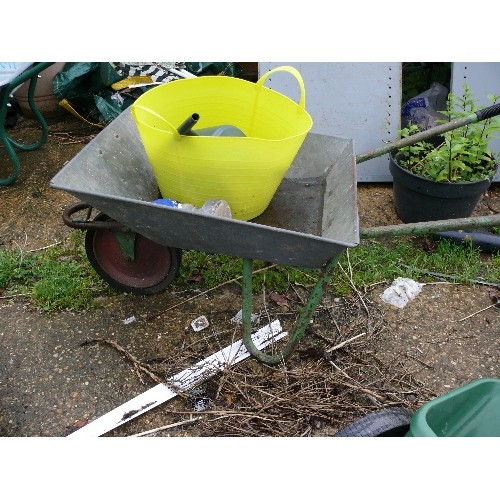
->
<box><xmin>84</xmin><ymin>213</ymin><xmax>181</xmax><ymax>295</ymax></box>
<box><xmin>333</xmin><ymin>407</ymin><xmax>414</xmax><ymax>437</ymax></box>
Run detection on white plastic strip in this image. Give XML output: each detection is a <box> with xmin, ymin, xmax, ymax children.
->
<box><xmin>68</xmin><ymin>320</ymin><xmax>286</xmax><ymax>437</ymax></box>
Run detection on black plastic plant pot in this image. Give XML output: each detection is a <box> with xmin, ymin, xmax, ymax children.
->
<box><xmin>389</xmin><ymin>153</ymin><xmax>494</xmax><ymax>223</ymax></box>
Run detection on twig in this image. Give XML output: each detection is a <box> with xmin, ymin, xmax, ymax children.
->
<box><xmin>161</xmin><ymin>408</ymin><xmax>288</xmax><ymax>423</ymax></box>
<box><xmin>329</xmin><ymin>360</ymin><xmax>352</xmax><ymax>379</ymax></box>
<box><xmin>334</xmin><ymin>380</ymin><xmax>387</xmax><ymax>403</ymax></box>
<box><xmin>300</xmin><ymin>426</ymin><xmax>312</xmax><ymax>437</ymax></box>
<box><xmin>80</xmin><ymin>338</ymin><xmax>184</xmax><ymax>396</ymax></box>
<box><xmin>128</xmin><ymin>416</ymin><xmax>203</xmax><ymax>437</ymax></box>
<box><xmin>28</xmin><ymin>241</ymin><xmax>62</xmax><ymax>252</ymax></box>
<box><xmin>405</xmin><ymin>353</ymin><xmax>434</xmax><ymax>369</ymax></box>
<box><xmin>458</xmin><ymin>303</ymin><xmax>498</xmax><ymax>322</ymax></box>
<box><xmin>338</xmin><ymin>257</ymin><xmax>372</xmax><ymax>332</ymax></box>
<box><xmin>326</xmin><ymin>332</ymin><xmax>367</xmax><ymax>353</ymax></box>
<box><xmin>147</xmin><ymin>264</ymin><xmax>278</xmax><ymax>321</ymax></box>
<box><xmin>312</xmin><ymin>329</ymin><xmax>336</xmax><ymax>346</ymax></box>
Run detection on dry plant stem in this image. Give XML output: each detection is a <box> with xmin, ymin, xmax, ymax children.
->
<box><xmin>163</xmin><ymin>409</ymin><xmax>288</xmax><ymax>423</ymax></box>
<box><xmin>260</xmin><ymin>283</ymin><xmax>278</xmax><ymax>355</ymax></box>
<box><xmin>290</xmin><ymin>283</ymin><xmax>306</xmax><ymax>305</ymax></box>
<box><xmin>313</xmin><ymin>329</ymin><xmax>337</xmax><ymax>345</ymax></box>
<box><xmin>28</xmin><ymin>241</ymin><xmax>62</xmax><ymax>252</ymax></box>
<box><xmin>81</xmin><ymin>338</ymin><xmax>186</xmax><ymax>397</ymax></box>
<box><xmin>329</xmin><ymin>360</ymin><xmax>352</xmax><ymax>379</ymax></box>
<box><xmin>1</xmin><ymin>293</ymin><xmax>29</xmax><ymax>300</ymax></box>
<box><xmin>338</xmin><ymin>256</ymin><xmax>372</xmax><ymax>332</ymax></box>
<box><xmin>326</xmin><ymin>332</ymin><xmax>368</xmax><ymax>353</ymax></box>
<box><xmin>405</xmin><ymin>353</ymin><xmax>434</xmax><ymax>369</ymax></box>
<box><xmin>334</xmin><ymin>380</ymin><xmax>387</xmax><ymax>402</ymax></box>
<box><xmin>128</xmin><ymin>416</ymin><xmax>203</xmax><ymax>437</ymax></box>
<box><xmin>400</xmin><ymin>263</ymin><xmax>500</xmax><ymax>288</ymax></box>
<box><xmin>458</xmin><ymin>303</ymin><xmax>497</xmax><ymax>322</ymax></box>
<box><xmin>329</xmin><ymin>313</ymin><xmax>343</xmax><ymax>336</ymax></box>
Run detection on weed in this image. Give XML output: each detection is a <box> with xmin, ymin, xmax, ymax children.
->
<box><xmin>0</xmin><ymin>231</ymin><xmax>109</xmax><ymax>312</ymax></box>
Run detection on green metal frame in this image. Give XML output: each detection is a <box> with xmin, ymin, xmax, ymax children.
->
<box><xmin>241</xmin><ymin>255</ymin><xmax>340</xmax><ymax>365</ymax></box>
<box><xmin>111</xmin><ymin>229</ymin><xmax>137</xmax><ymax>261</ymax></box>
<box><xmin>0</xmin><ymin>62</ymin><xmax>54</xmax><ymax>185</ymax></box>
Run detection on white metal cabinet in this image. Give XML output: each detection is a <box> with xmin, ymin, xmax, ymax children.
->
<box><xmin>259</xmin><ymin>62</ymin><xmax>402</xmax><ymax>182</ymax></box>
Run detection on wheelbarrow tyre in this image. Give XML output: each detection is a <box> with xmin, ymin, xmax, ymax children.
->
<box><xmin>84</xmin><ymin>213</ymin><xmax>181</xmax><ymax>295</ymax></box>
<box><xmin>332</xmin><ymin>407</ymin><xmax>414</xmax><ymax>437</ymax></box>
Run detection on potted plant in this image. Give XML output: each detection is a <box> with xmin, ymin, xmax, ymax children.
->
<box><xmin>389</xmin><ymin>85</ymin><xmax>500</xmax><ymax>223</ymax></box>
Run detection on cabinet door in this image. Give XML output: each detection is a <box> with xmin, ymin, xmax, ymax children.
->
<box><xmin>259</xmin><ymin>62</ymin><xmax>402</xmax><ymax>182</ymax></box>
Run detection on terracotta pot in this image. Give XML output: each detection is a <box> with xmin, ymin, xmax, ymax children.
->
<box><xmin>13</xmin><ymin>62</ymin><xmax>67</xmax><ymax>119</ymax></box>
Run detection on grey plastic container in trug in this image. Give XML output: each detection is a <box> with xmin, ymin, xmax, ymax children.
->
<box><xmin>50</xmin><ymin>108</ymin><xmax>359</xmax><ymax>268</ymax></box>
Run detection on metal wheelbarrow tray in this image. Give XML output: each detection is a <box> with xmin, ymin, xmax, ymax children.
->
<box><xmin>50</xmin><ymin>108</ymin><xmax>359</xmax><ymax>364</ymax></box>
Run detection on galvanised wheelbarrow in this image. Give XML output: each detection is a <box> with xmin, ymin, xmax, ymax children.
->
<box><xmin>50</xmin><ymin>107</ymin><xmax>500</xmax><ymax>366</ymax></box>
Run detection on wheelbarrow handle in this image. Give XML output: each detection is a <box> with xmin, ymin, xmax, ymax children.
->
<box><xmin>356</xmin><ymin>102</ymin><xmax>500</xmax><ymax>165</ymax></box>
<box><xmin>361</xmin><ymin>214</ymin><xmax>500</xmax><ymax>238</ymax></box>
<box><xmin>476</xmin><ymin>102</ymin><xmax>500</xmax><ymax>121</ymax></box>
<box><xmin>62</xmin><ymin>202</ymin><xmax>123</xmax><ymax>230</ymax></box>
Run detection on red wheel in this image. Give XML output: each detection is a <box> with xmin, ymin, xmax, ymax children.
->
<box><xmin>85</xmin><ymin>213</ymin><xmax>181</xmax><ymax>295</ymax></box>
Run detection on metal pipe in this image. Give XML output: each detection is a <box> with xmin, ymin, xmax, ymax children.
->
<box><xmin>177</xmin><ymin>113</ymin><xmax>199</xmax><ymax>136</ymax></box>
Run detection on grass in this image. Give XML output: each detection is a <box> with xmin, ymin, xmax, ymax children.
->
<box><xmin>177</xmin><ymin>251</ymin><xmax>319</xmax><ymax>293</ymax></box>
<box><xmin>1</xmin><ymin>230</ymin><xmax>498</xmax><ymax>313</ymax></box>
<box><xmin>176</xmin><ymin>235</ymin><xmax>499</xmax><ymax>296</ymax></box>
<box><xmin>0</xmin><ymin>231</ymin><xmax>109</xmax><ymax>312</ymax></box>
<box><xmin>336</xmin><ymin>237</ymin><xmax>499</xmax><ymax>295</ymax></box>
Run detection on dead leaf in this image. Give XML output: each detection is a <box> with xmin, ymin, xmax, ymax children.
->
<box><xmin>269</xmin><ymin>292</ymin><xmax>289</xmax><ymax>307</ymax></box>
<box><xmin>422</xmin><ymin>238</ymin><xmax>438</xmax><ymax>253</ymax></box>
<box><xmin>66</xmin><ymin>418</ymin><xmax>89</xmax><ymax>435</ymax></box>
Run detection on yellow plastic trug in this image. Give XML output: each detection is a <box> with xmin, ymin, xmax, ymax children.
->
<box><xmin>131</xmin><ymin>66</ymin><xmax>313</xmax><ymax>221</ymax></box>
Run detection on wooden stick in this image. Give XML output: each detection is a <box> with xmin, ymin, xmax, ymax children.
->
<box><xmin>81</xmin><ymin>338</ymin><xmax>179</xmax><ymax>391</ymax></box>
<box><xmin>334</xmin><ymin>380</ymin><xmax>387</xmax><ymax>402</ymax></box>
<box><xmin>128</xmin><ymin>416</ymin><xmax>203</xmax><ymax>437</ymax></box>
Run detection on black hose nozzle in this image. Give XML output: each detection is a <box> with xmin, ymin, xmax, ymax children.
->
<box><xmin>177</xmin><ymin>113</ymin><xmax>200</xmax><ymax>136</ymax></box>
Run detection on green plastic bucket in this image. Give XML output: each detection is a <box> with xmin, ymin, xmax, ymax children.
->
<box><xmin>406</xmin><ymin>378</ymin><xmax>500</xmax><ymax>437</ymax></box>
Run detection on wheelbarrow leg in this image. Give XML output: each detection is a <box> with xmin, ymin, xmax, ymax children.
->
<box><xmin>242</xmin><ymin>255</ymin><xmax>341</xmax><ymax>365</ymax></box>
